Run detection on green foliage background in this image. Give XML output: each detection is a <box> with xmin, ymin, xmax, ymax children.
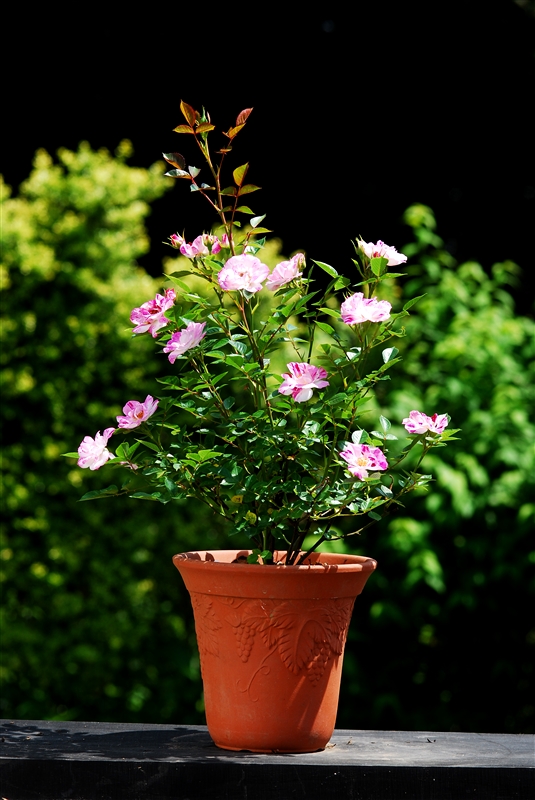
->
<box><xmin>1</xmin><ymin>148</ymin><xmax>533</xmax><ymax>732</ymax></box>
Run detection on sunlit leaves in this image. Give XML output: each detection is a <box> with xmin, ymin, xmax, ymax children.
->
<box><xmin>162</xmin><ymin>152</ymin><xmax>186</xmax><ymax>169</ymax></box>
<box><xmin>195</xmin><ymin>123</ymin><xmax>215</xmax><ymax>134</ymax></box>
<box><xmin>233</xmin><ymin>163</ymin><xmax>249</xmax><ymax>187</ymax></box>
<box><xmin>238</xmin><ymin>184</ymin><xmax>261</xmax><ymax>196</ymax></box>
<box><xmin>236</xmin><ymin>107</ymin><xmax>253</xmax><ymax>126</ymax></box>
<box><xmin>164</xmin><ymin>169</ymin><xmax>190</xmax><ymax>179</ymax></box>
<box><xmin>312</xmin><ymin>259</ymin><xmax>338</xmax><ymax>278</ymax></box>
<box><xmin>180</xmin><ymin>100</ymin><xmax>198</xmax><ymax>127</ymax></box>
<box><xmin>382</xmin><ymin>347</ymin><xmax>399</xmax><ymax>363</ymax></box>
<box><xmin>224</xmin><ymin>124</ymin><xmax>245</xmax><ymax>140</ymax></box>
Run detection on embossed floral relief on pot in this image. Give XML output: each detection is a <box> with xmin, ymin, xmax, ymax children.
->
<box><xmin>190</xmin><ymin>593</ymin><xmax>355</xmax><ymax>695</ymax></box>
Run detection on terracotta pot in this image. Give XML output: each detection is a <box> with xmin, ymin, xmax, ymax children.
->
<box><xmin>172</xmin><ymin>549</ymin><xmax>377</xmax><ymax>753</ymax></box>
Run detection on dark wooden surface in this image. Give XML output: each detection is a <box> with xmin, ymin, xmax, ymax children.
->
<box><xmin>1</xmin><ymin>719</ymin><xmax>533</xmax><ymax>799</ymax></box>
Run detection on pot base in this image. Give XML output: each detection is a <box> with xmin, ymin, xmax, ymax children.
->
<box><xmin>213</xmin><ymin>743</ymin><xmax>326</xmax><ymax>754</ymax></box>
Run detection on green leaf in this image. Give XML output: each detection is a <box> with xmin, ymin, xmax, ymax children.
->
<box><xmin>368</xmin><ymin>511</ymin><xmax>382</xmax><ymax>521</ymax></box>
<box><xmin>370</xmin><ymin>256</ymin><xmax>388</xmax><ymax>276</ymax></box>
<box><xmin>327</xmin><ymin>393</ymin><xmax>347</xmax><ymax>406</ymax></box>
<box><xmin>380</xmin><ymin>415</ymin><xmax>391</xmax><ymax>433</ymax></box>
<box><xmin>334</xmin><ymin>276</ymin><xmax>351</xmax><ymax>290</ymax></box>
<box><xmin>129</xmin><ymin>492</ymin><xmax>164</xmax><ymax>501</ymax></box>
<box><xmin>61</xmin><ymin>452</ymin><xmax>79</xmax><ymax>459</ymax></box>
<box><xmin>238</xmin><ymin>184</ymin><xmax>261</xmax><ymax>195</ymax></box>
<box><xmin>164</xmin><ymin>478</ymin><xmax>179</xmax><ymax>497</ymax></box>
<box><xmin>115</xmin><ymin>442</ymin><xmax>129</xmax><ymax>460</ymax></box>
<box><xmin>316</xmin><ymin>321</ymin><xmax>334</xmax><ymax>334</ymax></box>
<box><xmin>79</xmin><ymin>485</ymin><xmax>119</xmax><ymax>501</ymax></box>
<box><xmin>403</xmin><ymin>294</ymin><xmax>426</xmax><ymax>311</ymax></box>
<box><xmin>196</xmin><ymin>122</ymin><xmax>215</xmax><ymax>133</ymax></box>
<box><xmin>382</xmin><ymin>347</ymin><xmax>399</xmax><ymax>363</ymax></box>
<box><xmin>233</xmin><ymin>163</ymin><xmax>249</xmax><ymax>187</ymax></box>
<box><xmin>248</xmin><ymin>227</ymin><xmax>272</xmax><ymax>235</ymax></box>
<box><xmin>220</xmin><ymin>186</ymin><xmax>237</xmax><ymax>196</ymax></box>
<box><xmin>164</xmin><ymin>169</ymin><xmax>191</xmax><ymax>179</ymax></box>
<box><xmin>250</xmin><ymin>214</ymin><xmax>266</xmax><ymax>228</ymax></box>
<box><xmin>173</xmin><ymin>124</ymin><xmax>195</xmax><ymax>134</ymax></box>
<box><xmin>197</xmin><ymin>450</ymin><xmax>221</xmax><ymax>462</ymax></box>
<box><xmin>377</xmin><ymin>485</ymin><xmax>394</xmax><ymax>498</ymax></box>
<box><xmin>312</xmin><ymin>260</ymin><xmax>338</xmax><ymax>278</ymax></box>
<box><xmin>137</xmin><ymin>440</ymin><xmax>160</xmax><ymax>452</ymax></box>
<box><xmin>235</xmin><ymin>205</ymin><xmax>255</xmax><ymax>214</ymax></box>
<box><xmin>319</xmin><ymin>307</ymin><xmax>341</xmax><ymax>319</ymax></box>
<box><xmin>162</xmin><ymin>152</ymin><xmax>186</xmax><ymax>169</ymax></box>
<box><xmin>225</xmin><ymin>355</ymin><xmax>245</xmax><ymax>368</ymax></box>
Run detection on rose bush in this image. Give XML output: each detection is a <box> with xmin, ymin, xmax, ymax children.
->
<box><xmin>67</xmin><ymin>102</ymin><xmax>458</xmax><ymax>565</ymax></box>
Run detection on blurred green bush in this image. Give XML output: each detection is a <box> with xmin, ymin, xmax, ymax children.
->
<box><xmin>0</xmin><ymin>144</ymin><xmax>225</xmax><ymax>722</ymax></box>
<box><xmin>337</xmin><ymin>204</ymin><xmax>535</xmax><ymax>734</ymax></box>
<box><xmin>1</xmin><ymin>148</ymin><xmax>533</xmax><ymax>733</ymax></box>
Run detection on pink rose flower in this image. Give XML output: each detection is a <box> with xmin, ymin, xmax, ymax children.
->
<box><xmin>217</xmin><ymin>254</ymin><xmax>270</xmax><ymax>293</ymax></box>
<box><xmin>117</xmin><ymin>395</ymin><xmax>159</xmax><ymax>429</ymax></box>
<box><xmin>180</xmin><ymin>234</ymin><xmax>209</xmax><ymax>258</ymax></box>
<box><xmin>278</xmin><ymin>362</ymin><xmax>329</xmax><ymax>403</ymax></box>
<box><xmin>340</xmin><ymin>292</ymin><xmax>392</xmax><ymax>324</ymax></box>
<box><xmin>402</xmin><ymin>410</ymin><xmax>449</xmax><ymax>435</ymax></box>
<box><xmin>358</xmin><ymin>239</ymin><xmax>407</xmax><ymax>266</ymax></box>
<box><xmin>77</xmin><ymin>428</ymin><xmax>115</xmax><ymax>471</ymax></box>
<box><xmin>170</xmin><ymin>234</ymin><xmax>184</xmax><ymax>248</ymax></box>
<box><xmin>130</xmin><ymin>289</ymin><xmax>177</xmax><ymax>337</ymax></box>
<box><xmin>178</xmin><ymin>234</ymin><xmax>224</xmax><ymax>258</ymax></box>
<box><xmin>163</xmin><ymin>321</ymin><xmax>206</xmax><ymax>364</ymax></box>
<box><xmin>266</xmin><ymin>253</ymin><xmax>305</xmax><ymax>291</ymax></box>
<box><xmin>339</xmin><ymin>443</ymin><xmax>388</xmax><ymax>480</ymax></box>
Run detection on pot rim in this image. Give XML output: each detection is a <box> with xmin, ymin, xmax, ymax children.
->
<box><xmin>173</xmin><ymin>549</ymin><xmax>377</xmax><ymax>574</ymax></box>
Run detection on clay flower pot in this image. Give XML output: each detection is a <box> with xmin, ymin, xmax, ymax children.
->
<box><xmin>172</xmin><ymin>549</ymin><xmax>377</xmax><ymax>753</ymax></box>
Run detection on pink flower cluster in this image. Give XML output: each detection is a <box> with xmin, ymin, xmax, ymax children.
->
<box><xmin>217</xmin><ymin>253</ymin><xmax>304</xmax><ymax>295</ymax></box>
<box><xmin>78</xmin><ymin>396</ymin><xmax>160</xmax><ymax>470</ymax></box>
<box><xmin>130</xmin><ymin>289</ymin><xmax>176</xmax><ymax>337</ymax></box>
<box><xmin>117</xmin><ymin>395</ymin><xmax>159</xmax><ymax>429</ymax></box>
<box><xmin>266</xmin><ymin>253</ymin><xmax>304</xmax><ymax>291</ymax></box>
<box><xmin>358</xmin><ymin>239</ymin><xmax>407</xmax><ymax>266</ymax></box>
<box><xmin>402</xmin><ymin>410</ymin><xmax>449</xmax><ymax>435</ymax></box>
<box><xmin>340</xmin><ymin>292</ymin><xmax>392</xmax><ymax>325</ymax></box>
<box><xmin>339</xmin><ymin>443</ymin><xmax>388</xmax><ymax>480</ymax></box>
<box><xmin>163</xmin><ymin>321</ymin><xmax>206</xmax><ymax>364</ymax></box>
<box><xmin>170</xmin><ymin>233</ymin><xmax>229</xmax><ymax>258</ymax></box>
<box><xmin>278</xmin><ymin>362</ymin><xmax>329</xmax><ymax>403</ymax></box>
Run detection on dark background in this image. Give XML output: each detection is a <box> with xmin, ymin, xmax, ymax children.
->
<box><xmin>4</xmin><ymin>1</ymin><xmax>535</xmax><ymax>312</ymax></box>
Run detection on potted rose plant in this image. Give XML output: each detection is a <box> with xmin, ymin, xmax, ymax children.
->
<box><xmin>66</xmin><ymin>102</ymin><xmax>458</xmax><ymax>753</ymax></box>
